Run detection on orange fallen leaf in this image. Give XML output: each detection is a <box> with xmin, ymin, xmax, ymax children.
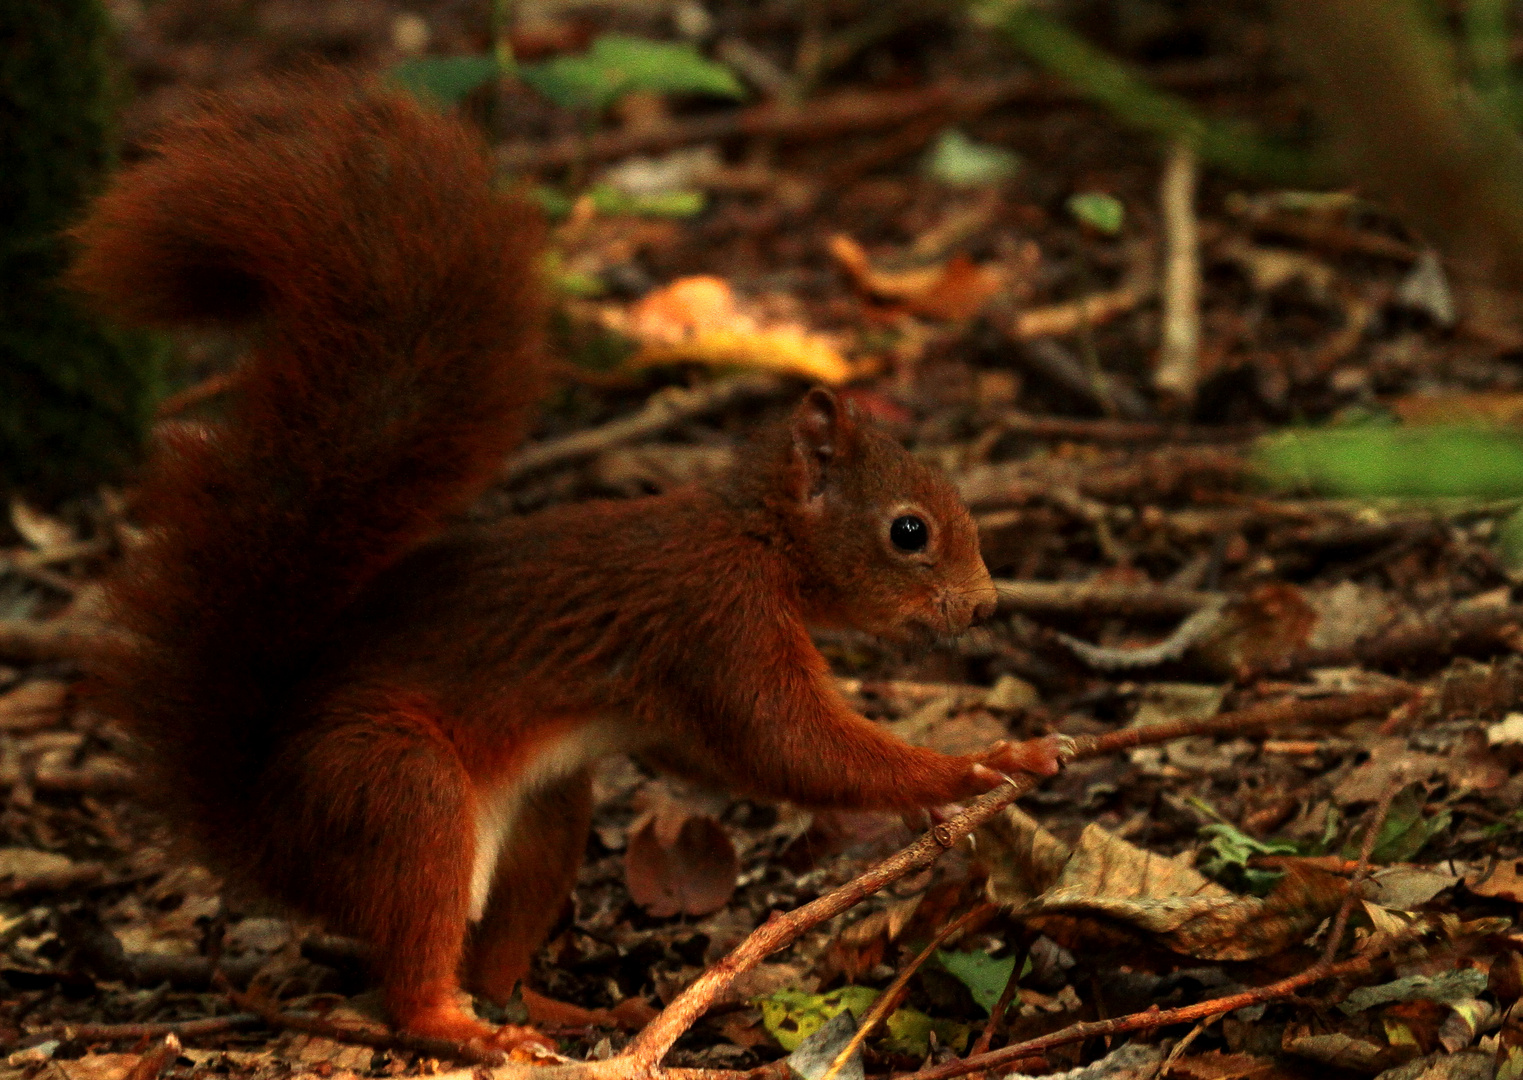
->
<box><xmin>828</xmin><ymin>234</ymin><xmax>1005</xmax><ymax>321</ymax></box>
<box><xmin>615</xmin><ymin>275</ymin><xmax>852</xmax><ymax>384</ymax></box>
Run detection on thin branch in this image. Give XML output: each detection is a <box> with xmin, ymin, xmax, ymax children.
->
<box><xmin>1154</xmin><ymin>140</ymin><xmax>1201</xmax><ymax>404</ymax></box>
<box><xmin>501</xmin><ymin>376</ymin><xmax>782</xmax><ymax>484</ymax></box>
<box><xmin>994</xmin><ymin>579</ymin><xmax>1223</xmax><ymax>620</ymax></box>
<box><xmin>1053</xmin><ymin>596</ymin><xmax>1228</xmax><ymax>670</ymax></box>
<box><xmin>896</xmin><ymin>922</ymin><xmax>1440</xmax><ymax>1080</ymax></box>
<box><xmin>44</xmin><ymin>1015</ymin><xmax>262</xmax><ymax>1042</ymax></box>
<box><xmin>1320</xmin><ymin>774</ymin><xmax>1405</xmax><ymax>966</ymax></box>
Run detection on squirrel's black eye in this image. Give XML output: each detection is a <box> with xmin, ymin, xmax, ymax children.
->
<box><xmin>889</xmin><ymin>515</ymin><xmax>928</xmax><ymax>552</ymax></box>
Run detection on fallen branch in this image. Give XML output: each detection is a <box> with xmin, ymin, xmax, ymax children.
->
<box><xmin>1154</xmin><ymin>139</ymin><xmax>1201</xmax><ymax>403</ymax></box>
<box><xmin>501</xmin><ymin>376</ymin><xmax>783</xmax><ymax>484</ymax></box>
<box><xmin>895</xmin><ymin>921</ymin><xmax>1443</xmax><ymax>1080</ymax></box>
<box><xmin>982</xmin><ymin>411</ymin><xmax>1257</xmax><ymax>444</ymax></box>
<box><xmin>1320</xmin><ymin>773</ymin><xmax>1405</xmax><ymax>965</ymax></box>
<box><xmin>1053</xmin><ymin>596</ymin><xmax>1228</xmax><ymax>670</ymax></box>
<box><xmin>45</xmin><ymin>1015</ymin><xmax>262</xmax><ymax>1042</ymax></box>
<box><xmin>994</xmin><ymin>579</ymin><xmax>1223</xmax><ymax>620</ymax></box>
<box><xmin>957</xmin><ymin>445</ymin><xmax>1247</xmax><ymax>511</ymax></box>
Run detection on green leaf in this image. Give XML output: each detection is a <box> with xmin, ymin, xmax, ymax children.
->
<box><xmin>1358</xmin><ymin>787</ymin><xmax>1452</xmax><ymax>864</ymax></box>
<box><xmin>925</xmin><ymin>129</ymin><xmax>1021</xmax><ymax>188</ymax></box>
<box><xmin>1258</xmin><ymin>426</ymin><xmax>1523</xmax><ymax>499</ymax></box>
<box><xmin>756</xmin><ymin>987</ymin><xmax>878</xmax><ymax>1053</ymax></box>
<box><xmin>881</xmin><ymin>1007</ymin><xmax>969</xmax><ymax>1056</ymax></box>
<box><xmin>1193</xmin><ymin>817</ymin><xmax>1297</xmax><ymax>896</ymax></box>
<box><xmin>935</xmin><ymin>949</ymin><xmax>1022</xmax><ymax>1015</ymax></box>
<box><xmin>1066</xmin><ymin>192</ymin><xmax>1124</xmax><ymax>234</ymax></box>
<box><xmin>521</xmin><ymin>34</ymin><xmax>744</xmax><ymax>111</ymax></box>
<box><xmin>389</xmin><ymin>55</ymin><xmax>499</xmax><ymax>105</ymax></box>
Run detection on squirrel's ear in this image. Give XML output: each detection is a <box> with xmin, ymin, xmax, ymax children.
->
<box><xmin>789</xmin><ymin>387</ymin><xmax>844</xmax><ymax>499</ymax></box>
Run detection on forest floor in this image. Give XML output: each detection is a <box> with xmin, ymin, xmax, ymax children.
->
<box><xmin>7</xmin><ymin>2</ymin><xmax>1523</xmax><ymax>1079</ymax></box>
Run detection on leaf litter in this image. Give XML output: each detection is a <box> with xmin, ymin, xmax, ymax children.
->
<box><xmin>14</xmin><ymin>2</ymin><xmax>1523</xmax><ymax>1079</ymax></box>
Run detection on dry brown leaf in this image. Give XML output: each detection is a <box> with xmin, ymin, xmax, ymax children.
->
<box><xmin>828</xmin><ymin>234</ymin><xmax>1004</xmax><ymax>321</ymax></box>
<box><xmin>1169</xmin><ymin>1050</ymin><xmax>1288</xmax><ymax>1080</ymax></box>
<box><xmin>980</xmin><ymin>807</ymin><xmax>1346</xmax><ymax>961</ymax></box>
<box><xmin>613</xmin><ymin>275</ymin><xmax>851</xmax><ymax>384</ymax></box>
<box><xmin>1465</xmin><ymin>858</ymin><xmax>1523</xmax><ymax>902</ymax></box>
<box><xmin>625</xmin><ymin>797</ymin><xmax>738</xmax><ymax>918</ymax></box>
<box><xmin>1192</xmin><ymin>582</ymin><xmax>1318</xmax><ymax>675</ymax></box>
<box><xmin>10</xmin><ymin>497</ymin><xmax>75</xmax><ymax>551</ymax></box>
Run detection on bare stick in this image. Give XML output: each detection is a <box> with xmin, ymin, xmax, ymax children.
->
<box><xmin>1154</xmin><ymin>140</ymin><xmax>1200</xmax><ymax>403</ymax></box>
<box><xmin>501</xmin><ymin>376</ymin><xmax>781</xmax><ymax>483</ymax></box>
<box><xmin>45</xmin><ymin>1014</ymin><xmax>262</xmax><ymax>1041</ymax></box>
<box><xmin>1320</xmin><ymin>774</ymin><xmax>1405</xmax><ymax>966</ymax></box>
<box><xmin>994</xmin><ymin>579</ymin><xmax>1222</xmax><ymax>620</ymax></box>
<box><xmin>1054</xmin><ymin>597</ymin><xmax>1228</xmax><ymax>670</ymax></box>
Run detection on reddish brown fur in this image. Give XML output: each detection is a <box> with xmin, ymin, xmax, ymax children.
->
<box><xmin>74</xmin><ymin>76</ymin><xmax>1057</xmax><ymax>1049</ymax></box>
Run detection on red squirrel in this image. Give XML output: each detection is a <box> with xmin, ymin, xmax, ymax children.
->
<box><xmin>70</xmin><ymin>74</ymin><xmax>1063</xmax><ymax>1050</ymax></box>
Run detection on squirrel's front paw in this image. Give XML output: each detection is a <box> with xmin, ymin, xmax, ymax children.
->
<box><xmin>963</xmin><ymin>735</ymin><xmax>1071</xmax><ymax>793</ymax></box>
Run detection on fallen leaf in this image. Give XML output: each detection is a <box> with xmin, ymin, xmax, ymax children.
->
<box><xmin>1340</xmin><ymin>968</ymin><xmax>1489</xmax><ymax>1014</ymax></box>
<box><xmin>979</xmin><ymin>807</ymin><xmax>1347</xmax><ymax>961</ymax></box>
<box><xmin>1465</xmin><ymin>858</ymin><xmax>1523</xmax><ymax>901</ymax></box>
<box><xmin>613</xmin><ymin>275</ymin><xmax>852</xmax><ymax>384</ymax></box>
<box><xmin>10</xmin><ymin>497</ymin><xmax>75</xmax><ymax>551</ymax></box>
<box><xmin>624</xmin><ymin>798</ymin><xmax>737</xmax><ymax>917</ymax></box>
<box><xmin>828</xmin><ymin>234</ymin><xmax>1005</xmax><ymax>321</ymax></box>
<box><xmin>758</xmin><ymin>986</ymin><xmax>878</xmax><ymax>1053</ymax></box>
<box><xmin>936</xmin><ymin>948</ymin><xmax>1019</xmax><ymax>1015</ymax></box>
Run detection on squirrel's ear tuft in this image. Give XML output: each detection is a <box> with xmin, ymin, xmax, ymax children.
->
<box><xmin>789</xmin><ymin>387</ymin><xmax>844</xmax><ymax>499</ymax></box>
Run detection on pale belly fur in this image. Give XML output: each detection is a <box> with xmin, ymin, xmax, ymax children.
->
<box><xmin>468</xmin><ymin>721</ymin><xmax>631</xmax><ymax>920</ymax></box>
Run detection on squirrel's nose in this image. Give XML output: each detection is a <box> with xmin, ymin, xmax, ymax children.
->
<box><xmin>971</xmin><ymin>598</ymin><xmax>998</xmax><ymax>626</ymax></box>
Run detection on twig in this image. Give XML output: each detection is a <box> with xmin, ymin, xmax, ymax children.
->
<box><xmin>501</xmin><ymin>376</ymin><xmax>782</xmax><ymax>483</ymax></box>
<box><xmin>1053</xmin><ymin>596</ymin><xmax>1228</xmax><ymax>670</ymax></box>
<box><xmin>819</xmin><ymin>905</ymin><xmax>993</xmax><ymax>1080</ymax></box>
<box><xmin>1154</xmin><ymin>140</ymin><xmax>1200</xmax><ymax>404</ymax></box>
<box><xmin>982</xmin><ymin>412</ymin><xmax>1257</xmax><ymax>444</ymax></box>
<box><xmin>1011</xmin><ymin>286</ymin><xmax>1149</xmax><ymax>342</ymax></box>
<box><xmin>45</xmin><ymin>1014</ymin><xmax>262</xmax><ymax>1042</ymax></box>
<box><xmin>1152</xmin><ymin>1019</ymin><xmax>1208</xmax><ymax>1080</ymax></box>
<box><xmin>1320</xmin><ymin>774</ymin><xmax>1405</xmax><ymax>966</ymax></box>
<box><xmin>896</xmin><ymin>921</ymin><xmax>1440</xmax><ymax>1080</ymax></box>
<box><xmin>994</xmin><ymin>579</ymin><xmax>1223</xmax><ymax>620</ymax></box>
<box><xmin>957</xmin><ymin>445</ymin><xmax>1247</xmax><ymax>511</ymax></box>
<box><xmin>155</xmin><ymin>372</ymin><xmax>238</xmax><ymax>418</ymax></box>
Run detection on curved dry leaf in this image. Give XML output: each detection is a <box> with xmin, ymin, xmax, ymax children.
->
<box><xmin>828</xmin><ymin>234</ymin><xmax>1005</xmax><ymax>321</ymax></box>
<box><xmin>979</xmin><ymin>808</ymin><xmax>1346</xmax><ymax>961</ymax></box>
<box><xmin>625</xmin><ymin>799</ymin><xmax>738</xmax><ymax>917</ymax></box>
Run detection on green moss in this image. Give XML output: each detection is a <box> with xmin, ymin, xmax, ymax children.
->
<box><xmin>0</xmin><ymin>0</ymin><xmax>163</xmax><ymax>500</ymax></box>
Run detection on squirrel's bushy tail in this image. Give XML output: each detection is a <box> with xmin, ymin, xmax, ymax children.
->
<box><xmin>70</xmin><ymin>74</ymin><xmax>545</xmax><ymax>854</ymax></box>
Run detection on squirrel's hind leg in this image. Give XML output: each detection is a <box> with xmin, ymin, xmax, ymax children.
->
<box><xmin>260</xmin><ymin>696</ymin><xmax>492</xmax><ymax>1044</ymax></box>
<box><xmin>464</xmin><ymin>767</ymin><xmax>592</xmax><ymax>1006</ymax></box>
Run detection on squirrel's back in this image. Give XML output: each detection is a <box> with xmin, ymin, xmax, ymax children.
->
<box><xmin>70</xmin><ymin>74</ymin><xmax>546</xmax><ymax>862</ymax></box>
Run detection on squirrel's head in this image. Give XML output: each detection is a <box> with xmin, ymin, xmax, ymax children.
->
<box><xmin>760</xmin><ymin>388</ymin><xmax>997</xmax><ymax>642</ymax></box>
